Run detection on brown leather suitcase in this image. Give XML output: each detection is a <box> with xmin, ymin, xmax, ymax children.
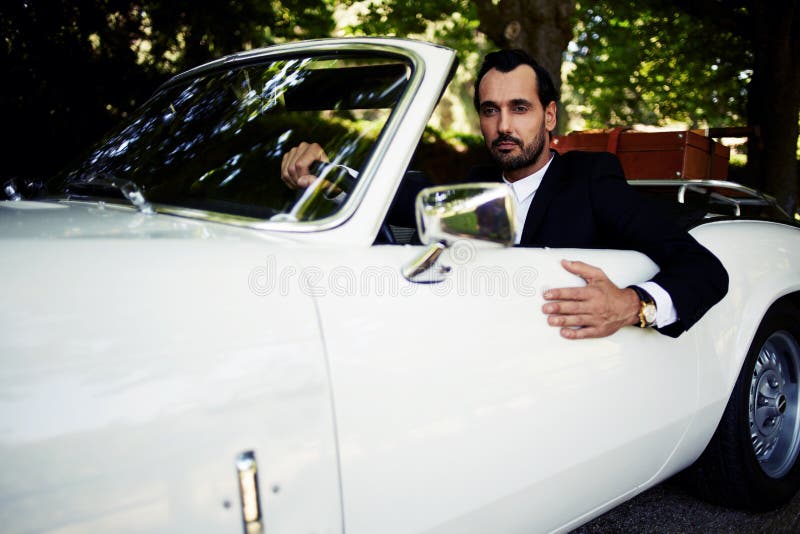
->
<box><xmin>550</xmin><ymin>128</ymin><xmax>730</xmax><ymax>180</ymax></box>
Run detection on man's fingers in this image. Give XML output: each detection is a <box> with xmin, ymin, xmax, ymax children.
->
<box><xmin>283</xmin><ymin>174</ymin><xmax>320</xmax><ymax>190</ymax></box>
<box><xmin>560</xmin><ymin>326</ymin><xmax>606</xmax><ymax>340</ymax></box>
<box><xmin>281</xmin><ymin>142</ymin><xmax>329</xmax><ymax>189</ymax></box>
<box><xmin>542</xmin><ymin>299</ymin><xmax>592</xmax><ymax>315</ymax></box>
<box><xmin>294</xmin><ymin>142</ymin><xmax>328</xmax><ymax>174</ymax></box>
<box><xmin>547</xmin><ymin>314</ymin><xmax>596</xmax><ymax>327</ymax></box>
<box><xmin>288</xmin><ymin>143</ymin><xmax>314</xmax><ymax>180</ymax></box>
<box><xmin>543</xmin><ymin>286</ymin><xmax>595</xmax><ymax>302</ymax></box>
<box><xmin>296</xmin><ymin>175</ymin><xmax>318</xmax><ymax>188</ymax></box>
<box><xmin>560</xmin><ymin>259</ymin><xmax>606</xmax><ymax>282</ymax></box>
<box><xmin>280</xmin><ymin>147</ymin><xmax>297</xmax><ymax>187</ymax></box>
<box><xmin>309</xmin><ymin>143</ymin><xmax>329</xmax><ymax>163</ymax></box>
<box><xmin>543</xmin><ymin>260</ymin><xmax>633</xmax><ymax>340</ymax></box>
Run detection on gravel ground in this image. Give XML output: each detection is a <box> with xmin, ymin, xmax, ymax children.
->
<box><xmin>571</xmin><ymin>478</ymin><xmax>800</xmax><ymax>533</ymax></box>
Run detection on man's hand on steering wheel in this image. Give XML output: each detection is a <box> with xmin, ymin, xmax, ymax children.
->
<box><xmin>280</xmin><ymin>142</ymin><xmax>329</xmax><ymax>189</ymax></box>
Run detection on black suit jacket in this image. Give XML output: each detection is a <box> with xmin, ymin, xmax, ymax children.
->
<box><xmin>468</xmin><ymin>150</ymin><xmax>729</xmax><ymax>338</ymax></box>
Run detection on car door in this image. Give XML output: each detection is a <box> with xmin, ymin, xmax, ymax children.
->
<box><xmin>0</xmin><ymin>236</ymin><xmax>342</xmax><ymax>533</ymax></box>
<box><xmin>298</xmin><ymin>243</ymin><xmax>699</xmax><ymax>534</ymax></box>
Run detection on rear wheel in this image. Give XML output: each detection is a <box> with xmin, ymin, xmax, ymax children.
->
<box><xmin>687</xmin><ymin>300</ymin><xmax>800</xmax><ymax>510</ymax></box>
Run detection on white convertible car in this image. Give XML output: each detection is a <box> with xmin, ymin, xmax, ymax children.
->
<box><xmin>2</xmin><ymin>38</ymin><xmax>800</xmax><ymax>533</ymax></box>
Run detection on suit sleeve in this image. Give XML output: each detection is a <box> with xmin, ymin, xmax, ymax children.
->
<box><xmin>587</xmin><ymin>153</ymin><xmax>729</xmax><ymax>337</ymax></box>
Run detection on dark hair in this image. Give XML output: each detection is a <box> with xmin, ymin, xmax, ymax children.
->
<box><xmin>473</xmin><ymin>49</ymin><xmax>558</xmax><ymax>111</ymax></box>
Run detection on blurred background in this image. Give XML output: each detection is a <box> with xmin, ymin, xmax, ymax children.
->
<box><xmin>1</xmin><ymin>0</ymin><xmax>798</xmax><ymax>215</ymax></box>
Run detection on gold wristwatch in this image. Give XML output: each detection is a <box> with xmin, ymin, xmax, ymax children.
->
<box><xmin>629</xmin><ymin>285</ymin><xmax>657</xmax><ymax>328</ymax></box>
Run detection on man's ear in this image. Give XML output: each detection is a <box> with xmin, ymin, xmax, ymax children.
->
<box><xmin>545</xmin><ymin>100</ymin><xmax>557</xmax><ymax>132</ymax></box>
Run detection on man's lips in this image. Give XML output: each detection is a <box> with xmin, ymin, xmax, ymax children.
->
<box><xmin>495</xmin><ymin>141</ymin><xmax>518</xmax><ymax>150</ymax></box>
<box><xmin>493</xmin><ymin>136</ymin><xmax>522</xmax><ymax>152</ymax></box>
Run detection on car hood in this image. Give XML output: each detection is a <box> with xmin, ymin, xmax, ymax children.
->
<box><xmin>0</xmin><ymin>199</ymin><xmax>294</xmax><ymax>243</ymax></box>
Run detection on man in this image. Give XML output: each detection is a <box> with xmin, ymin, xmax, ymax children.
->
<box><xmin>282</xmin><ymin>49</ymin><xmax>729</xmax><ymax>340</ymax></box>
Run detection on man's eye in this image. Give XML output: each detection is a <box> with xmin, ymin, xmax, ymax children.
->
<box><xmin>514</xmin><ymin>106</ymin><xmax>529</xmax><ymax>113</ymax></box>
<box><xmin>481</xmin><ymin>108</ymin><xmax>498</xmax><ymax>116</ymax></box>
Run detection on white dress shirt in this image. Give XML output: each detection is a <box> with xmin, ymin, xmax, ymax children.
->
<box><xmin>502</xmin><ymin>156</ymin><xmax>677</xmax><ymax>328</ymax></box>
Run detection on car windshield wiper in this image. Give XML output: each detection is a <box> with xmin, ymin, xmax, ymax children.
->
<box><xmin>65</xmin><ymin>173</ymin><xmax>153</xmax><ymax>214</ymax></box>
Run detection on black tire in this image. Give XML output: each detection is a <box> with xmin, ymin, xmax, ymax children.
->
<box><xmin>685</xmin><ymin>300</ymin><xmax>800</xmax><ymax>511</ymax></box>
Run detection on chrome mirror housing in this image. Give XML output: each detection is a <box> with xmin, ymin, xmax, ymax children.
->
<box><xmin>402</xmin><ymin>183</ymin><xmax>517</xmax><ymax>283</ymax></box>
<box><xmin>416</xmin><ymin>182</ymin><xmax>517</xmax><ymax>247</ymax></box>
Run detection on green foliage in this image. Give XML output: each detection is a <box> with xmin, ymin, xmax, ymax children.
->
<box><xmin>567</xmin><ymin>0</ymin><xmax>750</xmax><ymax>128</ymax></box>
<box><xmin>0</xmin><ymin>0</ymin><xmax>336</xmax><ymax>179</ymax></box>
<box><xmin>338</xmin><ymin>0</ymin><xmax>489</xmax><ymax>137</ymax></box>
<box><xmin>340</xmin><ymin>0</ymin><xmax>480</xmax><ymax>64</ymax></box>
<box><xmin>144</xmin><ymin>0</ymin><xmax>334</xmax><ymax>72</ymax></box>
<box><xmin>2</xmin><ymin>0</ymin><xmax>767</xmax><ymax>182</ymax></box>
<box><xmin>344</xmin><ymin>0</ymin><xmax>468</xmax><ymax>34</ymax></box>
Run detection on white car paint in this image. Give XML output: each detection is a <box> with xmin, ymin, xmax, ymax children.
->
<box><xmin>300</xmin><ymin>245</ymin><xmax>689</xmax><ymax>534</ymax></box>
<box><xmin>1</xmin><ymin>202</ymin><xmax>341</xmax><ymax>533</ymax></box>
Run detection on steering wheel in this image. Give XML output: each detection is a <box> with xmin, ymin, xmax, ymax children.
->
<box><xmin>307</xmin><ymin>161</ymin><xmax>396</xmax><ymax>244</ymax></box>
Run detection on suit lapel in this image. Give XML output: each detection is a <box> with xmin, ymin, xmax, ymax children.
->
<box><xmin>519</xmin><ymin>151</ymin><xmax>564</xmax><ymax>245</ymax></box>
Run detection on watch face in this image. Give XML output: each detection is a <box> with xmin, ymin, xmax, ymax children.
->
<box><xmin>643</xmin><ymin>303</ymin><xmax>657</xmax><ymax>324</ymax></box>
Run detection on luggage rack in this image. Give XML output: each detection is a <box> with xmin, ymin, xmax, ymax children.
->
<box><xmin>628</xmin><ymin>179</ymin><xmax>792</xmax><ymax>220</ymax></box>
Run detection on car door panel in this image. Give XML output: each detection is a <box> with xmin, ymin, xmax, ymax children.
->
<box><xmin>301</xmin><ymin>245</ymin><xmax>698</xmax><ymax>533</ymax></box>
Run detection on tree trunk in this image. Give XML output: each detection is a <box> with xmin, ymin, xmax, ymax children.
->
<box><xmin>473</xmin><ymin>0</ymin><xmax>576</xmax><ymax>103</ymax></box>
<box><xmin>748</xmin><ymin>0</ymin><xmax>799</xmax><ymax>214</ymax></box>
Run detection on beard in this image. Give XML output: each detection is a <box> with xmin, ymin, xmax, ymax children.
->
<box><xmin>489</xmin><ymin>125</ymin><xmax>547</xmax><ymax>173</ymax></box>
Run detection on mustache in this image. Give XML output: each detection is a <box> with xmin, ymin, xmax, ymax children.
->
<box><xmin>492</xmin><ymin>134</ymin><xmax>523</xmax><ymax>148</ymax></box>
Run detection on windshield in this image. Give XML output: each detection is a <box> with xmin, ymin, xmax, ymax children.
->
<box><xmin>50</xmin><ymin>53</ymin><xmax>412</xmax><ymax>222</ymax></box>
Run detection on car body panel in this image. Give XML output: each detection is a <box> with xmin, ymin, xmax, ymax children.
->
<box><xmin>0</xmin><ymin>204</ymin><xmax>342</xmax><ymax>533</ymax></box>
<box><xmin>292</xmin><ymin>244</ymin><xmax>698</xmax><ymax>533</ymax></box>
<box><xmin>664</xmin><ymin>221</ymin><xmax>800</xmax><ymax>468</ymax></box>
<box><xmin>0</xmin><ymin>200</ymin><xmax>297</xmax><ymax>243</ymax></box>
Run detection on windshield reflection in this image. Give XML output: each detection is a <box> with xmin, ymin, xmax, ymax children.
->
<box><xmin>53</xmin><ymin>55</ymin><xmax>411</xmax><ymax>221</ymax></box>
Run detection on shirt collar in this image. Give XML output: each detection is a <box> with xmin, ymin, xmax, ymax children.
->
<box><xmin>502</xmin><ymin>153</ymin><xmax>554</xmax><ymax>202</ymax></box>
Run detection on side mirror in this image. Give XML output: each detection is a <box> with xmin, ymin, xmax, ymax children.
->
<box><xmin>416</xmin><ymin>182</ymin><xmax>517</xmax><ymax>246</ymax></box>
<box><xmin>402</xmin><ymin>183</ymin><xmax>517</xmax><ymax>282</ymax></box>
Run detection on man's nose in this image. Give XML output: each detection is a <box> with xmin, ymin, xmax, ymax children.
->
<box><xmin>497</xmin><ymin>109</ymin><xmax>512</xmax><ymax>133</ymax></box>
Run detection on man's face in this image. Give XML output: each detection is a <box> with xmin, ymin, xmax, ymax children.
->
<box><xmin>477</xmin><ymin>65</ymin><xmax>557</xmax><ymax>181</ymax></box>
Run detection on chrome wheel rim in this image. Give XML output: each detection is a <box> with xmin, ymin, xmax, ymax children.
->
<box><xmin>749</xmin><ymin>330</ymin><xmax>800</xmax><ymax>478</ymax></box>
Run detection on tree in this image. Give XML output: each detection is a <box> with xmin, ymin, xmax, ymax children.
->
<box><xmin>666</xmin><ymin>0</ymin><xmax>799</xmax><ymax>213</ymax></box>
<box><xmin>0</xmin><ymin>0</ymin><xmax>334</xmax><ymax>180</ymax></box>
<box><xmin>567</xmin><ymin>2</ymin><xmax>749</xmax><ymax>128</ymax></box>
<box><xmin>4</xmin><ymin>1</ymin><xmax>796</xmax><ymax>211</ymax></box>
<box><xmin>345</xmin><ymin>0</ymin><xmax>578</xmax><ymax>178</ymax></box>
<box><xmin>747</xmin><ymin>0</ymin><xmax>799</xmax><ymax>214</ymax></box>
<box><xmin>143</xmin><ymin>0</ymin><xmax>334</xmax><ymax>71</ymax></box>
<box><xmin>569</xmin><ymin>0</ymin><xmax>799</xmax><ymax>213</ymax></box>
<box><xmin>473</xmin><ymin>0</ymin><xmax>575</xmax><ymax>97</ymax></box>
<box><xmin>348</xmin><ymin>0</ymin><xmax>575</xmax><ymax>97</ymax></box>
